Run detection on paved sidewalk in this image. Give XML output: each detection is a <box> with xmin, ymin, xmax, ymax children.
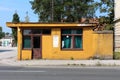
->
<box><xmin>0</xmin><ymin>46</ymin><xmax>17</xmax><ymax>60</ymax></box>
<box><xmin>1</xmin><ymin>46</ymin><xmax>120</xmax><ymax>67</ymax></box>
<box><xmin>2</xmin><ymin>59</ymin><xmax>120</xmax><ymax>67</ymax></box>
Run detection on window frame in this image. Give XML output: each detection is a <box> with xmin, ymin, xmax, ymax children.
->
<box><xmin>61</xmin><ymin>28</ymin><xmax>83</xmax><ymax>50</ymax></box>
<box><xmin>22</xmin><ymin>28</ymin><xmax>51</xmax><ymax>50</ymax></box>
<box><xmin>22</xmin><ymin>29</ymin><xmax>33</xmax><ymax>49</ymax></box>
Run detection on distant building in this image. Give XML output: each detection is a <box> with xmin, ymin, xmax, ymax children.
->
<box><xmin>0</xmin><ymin>35</ymin><xmax>13</xmax><ymax>47</ymax></box>
<box><xmin>114</xmin><ymin>0</ymin><xmax>120</xmax><ymax>52</ymax></box>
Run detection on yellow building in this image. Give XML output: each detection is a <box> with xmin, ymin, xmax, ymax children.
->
<box><xmin>6</xmin><ymin>22</ymin><xmax>113</xmax><ymax>60</ymax></box>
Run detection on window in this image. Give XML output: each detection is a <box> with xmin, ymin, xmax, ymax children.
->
<box><xmin>22</xmin><ymin>29</ymin><xmax>51</xmax><ymax>49</ymax></box>
<box><xmin>23</xmin><ymin>29</ymin><xmax>31</xmax><ymax>35</ymax></box>
<box><xmin>61</xmin><ymin>29</ymin><xmax>82</xmax><ymax>50</ymax></box>
<box><xmin>23</xmin><ymin>29</ymin><xmax>32</xmax><ymax>49</ymax></box>
<box><xmin>23</xmin><ymin>29</ymin><xmax>51</xmax><ymax>35</ymax></box>
<box><xmin>23</xmin><ymin>36</ymin><xmax>31</xmax><ymax>48</ymax></box>
<box><xmin>32</xmin><ymin>29</ymin><xmax>41</xmax><ymax>34</ymax></box>
<box><xmin>42</xmin><ymin>29</ymin><xmax>51</xmax><ymax>34</ymax></box>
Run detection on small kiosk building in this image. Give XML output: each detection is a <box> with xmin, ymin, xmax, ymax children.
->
<box><xmin>6</xmin><ymin>22</ymin><xmax>113</xmax><ymax>60</ymax></box>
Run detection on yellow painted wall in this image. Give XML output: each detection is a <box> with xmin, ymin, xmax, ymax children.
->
<box><xmin>21</xmin><ymin>50</ymin><xmax>32</xmax><ymax>60</ymax></box>
<box><xmin>42</xmin><ymin>35</ymin><xmax>52</xmax><ymax>59</ymax></box>
<box><xmin>17</xmin><ymin>27</ymin><xmax>32</xmax><ymax>60</ymax></box>
<box><xmin>18</xmin><ymin>27</ymin><xmax>113</xmax><ymax>60</ymax></box>
<box><xmin>93</xmin><ymin>32</ymin><xmax>113</xmax><ymax>59</ymax></box>
<box><xmin>42</xmin><ymin>28</ymin><xmax>95</xmax><ymax>59</ymax></box>
<box><xmin>17</xmin><ymin>27</ymin><xmax>22</xmax><ymax>60</ymax></box>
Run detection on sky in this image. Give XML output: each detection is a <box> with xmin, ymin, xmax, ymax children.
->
<box><xmin>0</xmin><ymin>0</ymin><xmax>38</xmax><ymax>33</ymax></box>
<box><xmin>0</xmin><ymin>0</ymin><xmax>107</xmax><ymax>33</ymax></box>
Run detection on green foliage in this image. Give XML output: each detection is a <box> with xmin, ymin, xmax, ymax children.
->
<box><xmin>5</xmin><ymin>32</ymin><xmax>10</xmax><ymax>36</ymax></box>
<box><xmin>99</xmin><ymin>16</ymin><xmax>113</xmax><ymax>30</ymax></box>
<box><xmin>0</xmin><ymin>27</ymin><xmax>5</xmax><ymax>39</ymax></box>
<box><xmin>0</xmin><ymin>27</ymin><xmax>2</xmax><ymax>31</ymax></box>
<box><xmin>114</xmin><ymin>52</ymin><xmax>120</xmax><ymax>60</ymax></box>
<box><xmin>12</xmin><ymin>12</ymin><xmax>20</xmax><ymax>46</ymax></box>
<box><xmin>0</xmin><ymin>32</ymin><xmax>5</xmax><ymax>39</ymax></box>
<box><xmin>30</xmin><ymin>0</ymin><xmax>114</xmax><ymax>30</ymax></box>
<box><xmin>96</xmin><ymin>0</ymin><xmax>114</xmax><ymax>30</ymax></box>
<box><xmin>30</xmin><ymin>0</ymin><xmax>95</xmax><ymax>22</ymax></box>
<box><xmin>12</xmin><ymin>12</ymin><xmax>20</xmax><ymax>23</ymax></box>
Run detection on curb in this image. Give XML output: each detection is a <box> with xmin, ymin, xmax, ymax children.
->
<box><xmin>1</xmin><ymin>60</ymin><xmax>120</xmax><ymax>67</ymax></box>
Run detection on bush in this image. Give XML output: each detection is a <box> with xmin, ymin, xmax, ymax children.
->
<box><xmin>114</xmin><ymin>52</ymin><xmax>120</xmax><ymax>59</ymax></box>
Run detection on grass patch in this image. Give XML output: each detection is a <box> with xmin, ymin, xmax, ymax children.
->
<box><xmin>114</xmin><ymin>52</ymin><xmax>120</xmax><ymax>59</ymax></box>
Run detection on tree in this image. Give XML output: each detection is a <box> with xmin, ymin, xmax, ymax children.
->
<box><xmin>30</xmin><ymin>0</ymin><xmax>114</xmax><ymax>30</ymax></box>
<box><xmin>25</xmin><ymin>11</ymin><xmax>30</xmax><ymax>22</ymax></box>
<box><xmin>30</xmin><ymin>0</ymin><xmax>95</xmax><ymax>22</ymax></box>
<box><xmin>0</xmin><ymin>27</ymin><xmax>5</xmax><ymax>39</ymax></box>
<box><xmin>0</xmin><ymin>27</ymin><xmax>2</xmax><ymax>31</ymax></box>
<box><xmin>5</xmin><ymin>32</ymin><xmax>10</xmax><ymax>36</ymax></box>
<box><xmin>96</xmin><ymin>0</ymin><xmax>114</xmax><ymax>30</ymax></box>
<box><xmin>12</xmin><ymin>12</ymin><xmax>20</xmax><ymax>46</ymax></box>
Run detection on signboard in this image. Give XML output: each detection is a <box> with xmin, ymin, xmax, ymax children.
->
<box><xmin>53</xmin><ymin>35</ymin><xmax>59</xmax><ymax>47</ymax></box>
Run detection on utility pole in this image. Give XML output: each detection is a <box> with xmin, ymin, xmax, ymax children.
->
<box><xmin>51</xmin><ymin>0</ymin><xmax>54</xmax><ymax>22</ymax></box>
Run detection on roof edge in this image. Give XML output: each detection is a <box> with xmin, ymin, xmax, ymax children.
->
<box><xmin>6</xmin><ymin>22</ymin><xmax>97</xmax><ymax>28</ymax></box>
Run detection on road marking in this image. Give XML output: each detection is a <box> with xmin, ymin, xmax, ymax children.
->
<box><xmin>0</xmin><ymin>70</ymin><xmax>46</xmax><ymax>73</ymax></box>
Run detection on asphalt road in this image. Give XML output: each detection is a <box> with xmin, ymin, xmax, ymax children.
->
<box><xmin>0</xmin><ymin>66</ymin><xmax>120</xmax><ymax>80</ymax></box>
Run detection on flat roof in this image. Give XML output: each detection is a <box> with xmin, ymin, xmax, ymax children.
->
<box><xmin>6</xmin><ymin>22</ymin><xmax>97</xmax><ymax>28</ymax></box>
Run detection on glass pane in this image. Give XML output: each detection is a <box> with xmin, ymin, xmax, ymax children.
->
<box><xmin>32</xmin><ymin>29</ymin><xmax>41</xmax><ymax>34</ymax></box>
<box><xmin>23</xmin><ymin>30</ymin><xmax>31</xmax><ymax>35</ymax></box>
<box><xmin>74</xmin><ymin>36</ymin><xmax>82</xmax><ymax>48</ymax></box>
<box><xmin>42</xmin><ymin>29</ymin><xmax>51</xmax><ymax>34</ymax></box>
<box><xmin>23</xmin><ymin>36</ymin><xmax>31</xmax><ymax>48</ymax></box>
<box><xmin>71</xmin><ymin>30</ymin><xmax>77</xmax><ymax>34</ymax></box>
<box><xmin>33</xmin><ymin>36</ymin><xmax>40</xmax><ymax>48</ymax></box>
<box><xmin>62</xmin><ymin>29</ymin><xmax>71</xmax><ymax>34</ymax></box>
<box><xmin>62</xmin><ymin>36</ymin><xmax>72</xmax><ymax>48</ymax></box>
<box><xmin>71</xmin><ymin>29</ymin><xmax>82</xmax><ymax>34</ymax></box>
<box><xmin>76</xmin><ymin>29</ymin><xmax>82</xmax><ymax>34</ymax></box>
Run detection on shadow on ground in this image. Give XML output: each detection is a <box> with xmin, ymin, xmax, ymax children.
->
<box><xmin>0</xmin><ymin>50</ymin><xmax>13</xmax><ymax>53</ymax></box>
